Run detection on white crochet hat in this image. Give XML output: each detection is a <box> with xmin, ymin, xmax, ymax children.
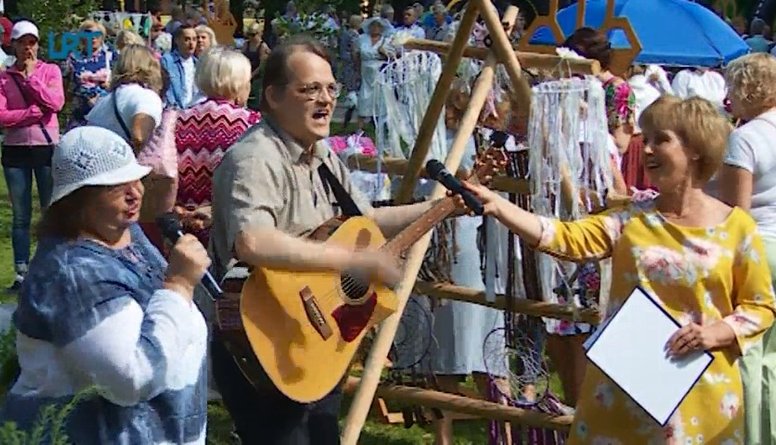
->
<box><xmin>51</xmin><ymin>126</ymin><xmax>152</xmax><ymax>204</ymax></box>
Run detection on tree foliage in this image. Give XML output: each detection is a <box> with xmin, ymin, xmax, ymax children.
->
<box><xmin>17</xmin><ymin>0</ymin><xmax>99</xmax><ymax>59</ymax></box>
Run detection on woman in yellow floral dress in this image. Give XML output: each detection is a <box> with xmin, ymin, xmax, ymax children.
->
<box><xmin>457</xmin><ymin>95</ymin><xmax>776</xmax><ymax>443</ymax></box>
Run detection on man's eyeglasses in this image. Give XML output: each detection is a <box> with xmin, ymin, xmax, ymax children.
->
<box><xmin>296</xmin><ymin>82</ymin><xmax>342</xmax><ymax>100</ymax></box>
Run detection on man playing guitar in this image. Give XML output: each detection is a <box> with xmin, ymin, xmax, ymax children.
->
<box><xmin>209</xmin><ymin>34</ymin><xmax>449</xmax><ymax>445</ymax></box>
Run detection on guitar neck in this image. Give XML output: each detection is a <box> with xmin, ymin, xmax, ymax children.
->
<box><xmin>381</xmin><ymin>197</ymin><xmax>457</xmax><ymax>256</ymax></box>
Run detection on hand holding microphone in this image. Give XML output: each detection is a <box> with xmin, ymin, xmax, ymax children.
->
<box><xmin>426</xmin><ymin>159</ymin><xmax>503</xmax><ymax>217</ymax></box>
<box><xmin>164</xmin><ymin>235</ymin><xmax>211</xmax><ymax>302</ymax></box>
<box><xmin>426</xmin><ymin>159</ymin><xmax>484</xmax><ymax>215</ymax></box>
<box><xmin>157</xmin><ymin>213</ymin><xmax>223</xmax><ymax>300</ymax></box>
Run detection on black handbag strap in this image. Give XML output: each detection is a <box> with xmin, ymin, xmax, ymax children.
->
<box><xmin>318</xmin><ymin>161</ymin><xmax>362</xmax><ymax>217</ymax></box>
<box><xmin>111</xmin><ymin>89</ymin><xmax>133</xmax><ymax>142</ymax></box>
<box><xmin>9</xmin><ymin>74</ymin><xmax>53</xmax><ymax>145</ymax></box>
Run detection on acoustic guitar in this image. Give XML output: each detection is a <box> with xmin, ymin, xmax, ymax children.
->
<box><xmin>217</xmin><ymin>150</ymin><xmax>506</xmax><ymax>403</ymax></box>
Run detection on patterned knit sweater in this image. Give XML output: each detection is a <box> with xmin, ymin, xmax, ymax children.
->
<box><xmin>175</xmin><ymin>99</ymin><xmax>261</xmax><ymax>243</ymax></box>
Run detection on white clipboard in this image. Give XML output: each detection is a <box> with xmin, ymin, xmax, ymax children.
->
<box><xmin>584</xmin><ymin>286</ymin><xmax>713</xmax><ymax>426</ymax></box>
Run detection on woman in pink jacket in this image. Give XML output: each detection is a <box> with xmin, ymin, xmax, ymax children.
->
<box><xmin>0</xmin><ymin>21</ymin><xmax>65</xmax><ymax>291</ymax></box>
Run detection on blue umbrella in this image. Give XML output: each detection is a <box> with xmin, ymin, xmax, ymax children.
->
<box><xmin>530</xmin><ymin>0</ymin><xmax>749</xmax><ymax>67</ymax></box>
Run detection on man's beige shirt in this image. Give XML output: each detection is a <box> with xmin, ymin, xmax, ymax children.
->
<box><xmin>209</xmin><ymin>119</ymin><xmax>374</xmax><ymax>280</ymax></box>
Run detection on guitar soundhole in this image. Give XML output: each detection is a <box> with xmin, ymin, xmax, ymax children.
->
<box><xmin>341</xmin><ymin>274</ymin><xmax>370</xmax><ymax>303</ymax></box>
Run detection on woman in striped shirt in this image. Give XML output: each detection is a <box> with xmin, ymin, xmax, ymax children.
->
<box><xmin>174</xmin><ymin>46</ymin><xmax>261</xmax><ymax>246</ymax></box>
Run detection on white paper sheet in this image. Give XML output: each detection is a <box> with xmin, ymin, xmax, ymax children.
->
<box><xmin>585</xmin><ymin>287</ymin><xmax>713</xmax><ymax>426</ymax></box>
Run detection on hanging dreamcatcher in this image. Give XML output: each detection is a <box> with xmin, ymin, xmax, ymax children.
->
<box><xmin>475</xmin><ymin>138</ymin><xmax>570</xmax><ymax>445</ymax></box>
<box><xmin>527</xmin><ymin>76</ymin><xmax>611</xmax><ymax>331</ymax></box>
<box><xmin>373</xmin><ymin>45</ymin><xmax>447</xmax><ymax>161</ymax></box>
<box><xmin>388</xmin><ymin>296</ymin><xmax>435</xmax><ymax>371</ymax></box>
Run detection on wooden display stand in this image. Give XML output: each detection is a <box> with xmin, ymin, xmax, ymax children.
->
<box><xmin>342</xmin><ymin>0</ymin><xmax>640</xmax><ymax>441</ymax></box>
<box><xmin>342</xmin><ymin>3</ymin><xmax>531</xmax><ymax>443</ymax></box>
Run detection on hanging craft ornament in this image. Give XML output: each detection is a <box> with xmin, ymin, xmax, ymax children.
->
<box><xmin>374</xmin><ymin>49</ymin><xmax>446</xmax><ymax>162</ymax></box>
<box><xmin>527</xmin><ymin>76</ymin><xmax>611</xmax><ymax>331</ymax></box>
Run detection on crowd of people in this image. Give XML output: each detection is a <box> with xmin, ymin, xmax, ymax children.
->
<box><xmin>0</xmin><ymin>2</ymin><xmax>774</xmax><ymax>445</ymax></box>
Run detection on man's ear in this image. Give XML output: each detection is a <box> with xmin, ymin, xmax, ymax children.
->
<box><xmin>265</xmin><ymin>84</ymin><xmax>282</xmax><ymax>109</ymax></box>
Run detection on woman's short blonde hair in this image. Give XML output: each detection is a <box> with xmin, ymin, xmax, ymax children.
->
<box><xmin>195</xmin><ymin>25</ymin><xmax>218</xmax><ymax>46</ymax></box>
<box><xmin>195</xmin><ymin>46</ymin><xmax>251</xmax><ymax>101</ymax></box>
<box><xmin>725</xmin><ymin>53</ymin><xmax>776</xmax><ymax>114</ymax></box>
<box><xmin>115</xmin><ymin>30</ymin><xmax>145</xmax><ymax>51</ymax></box>
<box><xmin>639</xmin><ymin>95</ymin><xmax>731</xmax><ymax>183</ymax></box>
<box><xmin>79</xmin><ymin>19</ymin><xmax>107</xmax><ymax>37</ymax></box>
<box><xmin>110</xmin><ymin>44</ymin><xmax>164</xmax><ymax>95</ymax></box>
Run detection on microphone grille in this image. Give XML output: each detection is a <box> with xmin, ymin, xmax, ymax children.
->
<box><xmin>156</xmin><ymin>212</ymin><xmax>182</xmax><ymax>239</ymax></box>
<box><xmin>425</xmin><ymin>159</ymin><xmax>445</xmax><ymax>180</ymax></box>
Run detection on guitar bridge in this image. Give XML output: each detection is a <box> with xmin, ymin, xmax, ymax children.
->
<box><xmin>300</xmin><ymin>286</ymin><xmax>333</xmax><ymax>340</ymax></box>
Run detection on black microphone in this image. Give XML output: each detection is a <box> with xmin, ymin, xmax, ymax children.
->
<box><xmin>156</xmin><ymin>212</ymin><xmax>223</xmax><ymax>300</ymax></box>
<box><xmin>425</xmin><ymin>159</ymin><xmax>484</xmax><ymax>215</ymax></box>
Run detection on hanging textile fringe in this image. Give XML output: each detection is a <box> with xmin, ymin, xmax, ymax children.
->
<box><xmin>374</xmin><ymin>50</ymin><xmax>447</xmax><ymax>162</ymax></box>
<box><xmin>375</xmin><ymin>49</ymin><xmax>451</xmax><ymax>279</ymax></box>
<box><xmin>527</xmin><ymin>77</ymin><xmax>611</xmax><ymax>319</ymax></box>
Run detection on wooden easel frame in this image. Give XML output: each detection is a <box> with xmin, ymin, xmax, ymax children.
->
<box><xmin>341</xmin><ymin>3</ymin><xmax>533</xmax><ymax>443</ymax></box>
<box><xmin>517</xmin><ymin>0</ymin><xmax>642</xmax><ymax>76</ymax></box>
<box><xmin>342</xmin><ymin>1</ymin><xmax>638</xmax><ymax>441</ymax></box>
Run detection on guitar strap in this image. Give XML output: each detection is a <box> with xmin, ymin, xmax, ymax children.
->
<box><xmin>317</xmin><ymin>161</ymin><xmax>363</xmax><ymax>218</ymax></box>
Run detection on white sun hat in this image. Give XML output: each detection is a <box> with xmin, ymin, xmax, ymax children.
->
<box><xmin>11</xmin><ymin>20</ymin><xmax>39</xmax><ymax>41</ymax></box>
<box><xmin>51</xmin><ymin>126</ymin><xmax>152</xmax><ymax>204</ymax></box>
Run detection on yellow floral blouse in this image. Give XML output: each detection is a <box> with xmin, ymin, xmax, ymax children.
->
<box><xmin>536</xmin><ymin>199</ymin><xmax>776</xmax><ymax>445</ymax></box>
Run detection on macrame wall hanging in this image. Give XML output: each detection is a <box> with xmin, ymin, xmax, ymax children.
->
<box><xmin>527</xmin><ymin>76</ymin><xmax>612</xmax><ymax>327</ymax></box>
<box><xmin>374</xmin><ymin>49</ymin><xmax>447</xmax><ymax>163</ymax></box>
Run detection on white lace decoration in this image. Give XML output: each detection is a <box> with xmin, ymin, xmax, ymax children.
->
<box><xmin>374</xmin><ymin>50</ymin><xmax>447</xmax><ymax>164</ymax></box>
<box><xmin>527</xmin><ymin>77</ymin><xmax>612</xmax><ymax>323</ymax></box>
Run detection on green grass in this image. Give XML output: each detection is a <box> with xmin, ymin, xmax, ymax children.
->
<box><xmin>0</xmin><ymin>124</ymin><xmax>564</xmax><ymax>444</ymax></box>
<box><xmin>0</xmin><ymin>177</ymin><xmax>39</xmax><ymax>302</ymax></box>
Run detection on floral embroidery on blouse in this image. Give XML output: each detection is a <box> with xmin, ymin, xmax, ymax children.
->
<box><xmin>603</xmin><ymin>78</ymin><xmax>636</xmax><ymax>130</ymax></box>
<box><xmin>534</xmin><ymin>201</ymin><xmax>774</xmax><ymax>444</ymax></box>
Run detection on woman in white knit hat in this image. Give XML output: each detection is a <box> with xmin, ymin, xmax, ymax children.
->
<box><xmin>0</xmin><ymin>126</ymin><xmax>211</xmax><ymax>444</ymax></box>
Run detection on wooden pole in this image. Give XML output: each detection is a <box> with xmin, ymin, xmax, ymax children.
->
<box><xmin>345</xmin><ymin>155</ymin><xmax>471</xmax><ymax>178</ymax></box>
<box><xmin>414</xmin><ymin>280</ymin><xmax>601</xmax><ymax>324</ymax></box>
<box><xmin>341</xmin><ymin>5</ymin><xmax>479</xmax><ymax>442</ymax></box>
<box><xmin>422</xmin><ymin>10</ymin><xmax>516</xmax><ymax>440</ymax></box>
<box><xmin>474</xmin><ymin>0</ymin><xmax>532</xmax><ymax>117</ymax></box>
<box><xmin>342</xmin><ymin>163</ymin><xmax>628</xmax><ymax>213</ymax></box>
<box><xmin>394</xmin><ymin>4</ymin><xmax>479</xmax><ymax>204</ymax></box>
<box><xmin>401</xmin><ymin>38</ymin><xmax>601</xmax><ymax>75</ymax></box>
<box><xmin>342</xmin><ymin>377</ymin><xmax>573</xmax><ymax>431</ymax></box>
<box><xmin>341</xmin><ymin>7</ymin><xmax>521</xmax><ymax>444</ymax></box>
